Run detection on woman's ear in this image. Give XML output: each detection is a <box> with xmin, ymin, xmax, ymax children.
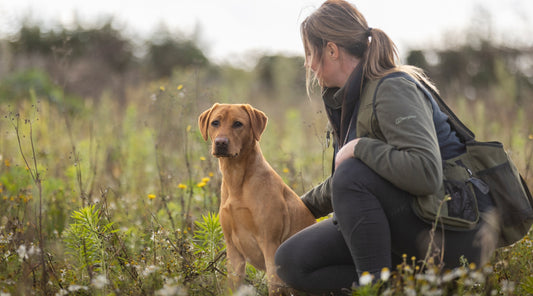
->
<box><xmin>326</xmin><ymin>42</ymin><xmax>339</xmax><ymax>59</ymax></box>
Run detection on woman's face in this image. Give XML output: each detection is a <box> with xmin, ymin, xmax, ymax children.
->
<box><xmin>305</xmin><ymin>45</ymin><xmax>341</xmax><ymax>88</ymax></box>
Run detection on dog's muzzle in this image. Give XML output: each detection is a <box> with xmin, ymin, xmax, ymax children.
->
<box><xmin>213</xmin><ymin>137</ymin><xmax>236</xmax><ymax>157</ymax></box>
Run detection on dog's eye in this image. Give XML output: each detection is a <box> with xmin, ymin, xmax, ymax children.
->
<box><xmin>211</xmin><ymin>120</ymin><xmax>220</xmax><ymax>127</ymax></box>
<box><xmin>233</xmin><ymin>121</ymin><xmax>243</xmax><ymax>128</ymax></box>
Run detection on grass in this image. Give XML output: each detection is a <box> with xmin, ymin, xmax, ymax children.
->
<box><xmin>0</xmin><ymin>66</ymin><xmax>532</xmax><ymax>295</ymax></box>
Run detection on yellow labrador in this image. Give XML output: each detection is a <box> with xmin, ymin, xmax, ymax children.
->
<box><xmin>198</xmin><ymin>103</ymin><xmax>315</xmax><ymax>295</ymax></box>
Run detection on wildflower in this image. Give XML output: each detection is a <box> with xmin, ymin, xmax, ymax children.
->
<box><xmin>442</xmin><ymin>270</ymin><xmax>456</xmax><ymax>283</ymax></box>
<box><xmin>178</xmin><ymin>183</ymin><xmax>187</xmax><ymax>189</ymax></box>
<box><xmin>67</xmin><ymin>285</ymin><xmax>88</xmax><ymax>292</ymax></box>
<box><xmin>233</xmin><ymin>285</ymin><xmax>256</xmax><ymax>296</ymax></box>
<box><xmin>529</xmin><ymin>134</ymin><xmax>533</xmax><ymax>140</ymax></box>
<box><xmin>201</xmin><ymin>177</ymin><xmax>210</xmax><ymax>183</ymax></box>
<box><xmin>17</xmin><ymin>245</ymin><xmax>28</xmax><ymax>262</ymax></box>
<box><xmin>160</xmin><ymin>86</ymin><xmax>165</xmax><ymax>91</ymax></box>
<box><xmin>4</xmin><ymin>159</ymin><xmax>10</xmax><ymax>167</ymax></box>
<box><xmin>155</xmin><ymin>283</ymin><xmax>186</xmax><ymax>296</ymax></box>
<box><xmin>197</xmin><ymin>182</ymin><xmax>207</xmax><ymax>188</ymax></box>
<box><xmin>501</xmin><ymin>280</ymin><xmax>516</xmax><ymax>294</ymax></box>
<box><xmin>186</xmin><ymin>125</ymin><xmax>192</xmax><ymax>132</ymax></box>
<box><xmin>380</xmin><ymin>267</ymin><xmax>391</xmax><ymax>281</ymax></box>
<box><xmin>141</xmin><ymin>265</ymin><xmax>160</xmax><ymax>277</ymax></box>
<box><xmin>148</xmin><ymin>194</ymin><xmax>156</xmax><ymax>200</ymax></box>
<box><xmin>283</xmin><ymin>168</ymin><xmax>289</xmax><ymax>173</ymax></box>
<box><xmin>91</xmin><ymin>274</ymin><xmax>108</xmax><ymax>289</ymax></box>
<box><xmin>359</xmin><ymin>271</ymin><xmax>373</xmax><ymax>286</ymax></box>
<box><xmin>177</xmin><ymin>84</ymin><xmax>184</xmax><ymax>91</ymax></box>
<box><xmin>200</xmin><ymin>156</ymin><xmax>206</xmax><ymax>161</ymax></box>
<box><xmin>208</xmin><ymin>172</ymin><xmax>214</xmax><ymax>177</ymax></box>
<box><xmin>28</xmin><ymin>243</ymin><xmax>40</xmax><ymax>255</ymax></box>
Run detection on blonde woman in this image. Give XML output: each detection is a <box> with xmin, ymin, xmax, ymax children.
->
<box><xmin>274</xmin><ymin>0</ymin><xmax>494</xmax><ymax>294</ymax></box>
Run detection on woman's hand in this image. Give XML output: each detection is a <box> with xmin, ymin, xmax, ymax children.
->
<box><xmin>335</xmin><ymin>138</ymin><xmax>360</xmax><ymax>168</ymax></box>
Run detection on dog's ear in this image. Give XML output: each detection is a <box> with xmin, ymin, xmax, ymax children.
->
<box><xmin>242</xmin><ymin>104</ymin><xmax>268</xmax><ymax>141</ymax></box>
<box><xmin>198</xmin><ymin>103</ymin><xmax>219</xmax><ymax>141</ymax></box>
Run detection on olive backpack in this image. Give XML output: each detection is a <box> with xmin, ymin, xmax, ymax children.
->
<box><xmin>371</xmin><ymin>72</ymin><xmax>533</xmax><ymax>247</ymax></box>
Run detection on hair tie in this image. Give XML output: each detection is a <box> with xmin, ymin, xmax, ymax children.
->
<box><xmin>366</xmin><ymin>27</ymin><xmax>373</xmax><ymax>37</ymax></box>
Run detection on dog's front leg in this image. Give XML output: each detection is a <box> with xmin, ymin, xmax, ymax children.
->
<box><xmin>264</xmin><ymin>244</ymin><xmax>290</xmax><ymax>296</ymax></box>
<box><xmin>226</xmin><ymin>243</ymin><xmax>246</xmax><ymax>292</ymax></box>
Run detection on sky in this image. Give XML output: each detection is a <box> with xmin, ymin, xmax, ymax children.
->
<box><xmin>1</xmin><ymin>0</ymin><xmax>532</xmax><ymax>66</ymax></box>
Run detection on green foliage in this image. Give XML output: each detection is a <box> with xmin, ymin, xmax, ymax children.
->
<box><xmin>63</xmin><ymin>205</ymin><xmax>117</xmax><ymax>278</ymax></box>
<box><xmin>192</xmin><ymin>212</ymin><xmax>225</xmax><ymax>257</ymax></box>
<box><xmin>0</xmin><ymin>19</ymin><xmax>532</xmax><ymax>295</ymax></box>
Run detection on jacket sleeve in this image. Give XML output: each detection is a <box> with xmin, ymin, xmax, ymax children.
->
<box><xmin>353</xmin><ymin>76</ymin><xmax>442</xmax><ymax>196</ymax></box>
<box><xmin>301</xmin><ymin>176</ymin><xmax>333</xmax><ymax>218</ymax></box>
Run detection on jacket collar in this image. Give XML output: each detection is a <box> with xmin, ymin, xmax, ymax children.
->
<box><xmin>322</xmin><ymin>87</ymin><xmax>344</xmax><ymax>110</ymax></box>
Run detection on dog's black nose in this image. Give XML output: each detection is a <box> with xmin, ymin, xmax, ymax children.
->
<box><xmin>215</xmin><ymin>137</ymin><xmax>229</xmax><ymax>149</ymax></box>
<box><xmin>215</xmin><ymin>137</ymin><xmax>229</xmax><ymax>148</ymax></box>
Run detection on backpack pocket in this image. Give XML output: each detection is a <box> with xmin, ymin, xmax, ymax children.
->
<box><xmin>466</xmin><ymin>141</ymin><xmax>533</xmax><ymax>246</ymax></box>
<box><xmin>412</xmin><ymin>156</ymin><xmax>480</xmax><ymax>230</ymax></box>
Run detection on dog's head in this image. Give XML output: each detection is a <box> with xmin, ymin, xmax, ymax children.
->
<box><xmin>198</xmin><ymin>103</ymin><xmax>268</xmax><ymax>158</ymax></box>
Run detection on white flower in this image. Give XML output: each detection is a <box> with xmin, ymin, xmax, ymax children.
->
<box><xmin>17</xmin><ymin>245</ymin><xmax>28</xmax><ymax>262</ymax></box>
<box><xmin>54</xmin><ymin>289</ymin><xmax>68</xmax><ymax>296</ymax></box>
<box><xmin>155</xmin><ymin>283</ymin><xmax>186</xmax><ymax>296</ymax></box>
<box><xmin>233</xmin><ymin>285</ymin><xmax>256</xmax><ymax>296</ymax></box>
<box><xmin>380</xmin><ymin>267</ymin><xmax>391</xmax><ymax>281</ymax></box>
<box><xmin>91</xmin><ymin>274</ymin><xmax>108</xmax><ymax>289</ymax></box>
<box><xmin>359</xmin><ymin>271</ymin><xmax>374</xmax><ymax>286</ymax></box>
<box><xmin>28</xmin><ymin>244</ymin><xmax>40</xmax><ymax>256</ymax></box>
<box><xmin>142</xmin><ymin>265</ymin><xmax>160</xmax><ymax>277</ymax></box>
<box><xmin>67</xmin><ymin>285</ymin><xmax>88</xmax><ymax>292</ymax></box>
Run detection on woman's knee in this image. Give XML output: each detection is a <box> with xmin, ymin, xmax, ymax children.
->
<box><xmin>331</xmin><ymin>158</ymin><xmax>374</xmax><ymax>199</ymax></box>
<box><xmin>275</xmin><ymin>240</ymin><xmax>301</xmax><ymax>287</ymax></box>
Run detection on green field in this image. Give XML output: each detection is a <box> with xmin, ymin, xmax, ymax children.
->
<box><xmin>0</xmin><ymin>23</ymin><xmax>532</xmax><ymax>295</ymax></box>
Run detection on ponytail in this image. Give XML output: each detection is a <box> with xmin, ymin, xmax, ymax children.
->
<box><xmin>301</xmin><ymin>0</ymin><xmax>438</xmax><ymax>94</ymax></box>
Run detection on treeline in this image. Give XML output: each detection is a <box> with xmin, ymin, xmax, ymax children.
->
<box><xmin>1</xmin><ymin>19</ymin><xmax>532</xmax><ymax>107</ymax></box>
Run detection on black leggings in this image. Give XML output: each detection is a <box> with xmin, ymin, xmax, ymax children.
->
<box><xmin>275</xmin><ymin>158</ymin><xmax>484</xmax><ymax>295</ymax></box>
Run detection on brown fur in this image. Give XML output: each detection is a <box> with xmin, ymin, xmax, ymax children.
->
<box><xmin>198</xmin><ymin>103</ymin><xmax>316</xmax><ymax>295</ymax></box>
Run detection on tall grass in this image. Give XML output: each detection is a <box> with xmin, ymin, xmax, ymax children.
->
<box><xmin>0</xmin><ymin>64</ymin><xmax>531</xmax><ymax>295</ymax></box>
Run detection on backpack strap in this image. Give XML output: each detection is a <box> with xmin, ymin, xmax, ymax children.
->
<box><xmin>372</xmin><ymin>72</ymin><xmax>476</xmax><ymax>143</ymax></box>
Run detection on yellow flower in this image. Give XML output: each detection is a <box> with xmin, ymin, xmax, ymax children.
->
<box><xmin>283</xmin><ymin>168</ymin><xmax>289</xmax><ymax>173</ymax></box>
<box><xmin>186</xmin><ymin>125</ymin><xmax>192</xmax><ymax>132</ymax></box>
<box><xmin>178</xmin><ymin>183</ymin><xmax>187</xmax><ymax>189</ymax></box>
<box><xmin>529</xmin><ymin>134</ymin><xmax>533</xmax><ymax>140</ymax></box>
<box><xmin>208</xmin><ymin>172</ymin><xmax>214</xmax><ymax>177</ymax></box>
<box><xmin>201</xmin><ymin>177</ymin><xmax>210</xmax><ymax>183</ymax></box>
<box><xmin>148</xmin><ymin>194</ymin><xmax>156</xmax><ymax>200</ymax></box>
<box><xmin>197</xmin><ymin>182</ymin><xmax>207</xmax><ymax>188</ymax></box>
<box><xmin>177</xmin><ymin>84</ymin><xmax>183</xmax><ymax>90</ymax></box>
<box><xmin>160</xmin><ymin>86</ymin><xmax>165</xmax><ymax>91</ymax></box>
<box><xmin>200</xmin><ymin>156</ymin><xmax>206</xmax><ymax>161</ymax></box>
<box><xmin>4</xmin><ymin>159</ymin><xmax>10</xmax><ymax>167</ymax></box>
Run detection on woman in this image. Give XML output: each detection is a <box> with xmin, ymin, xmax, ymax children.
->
<box><xmin>274</xmin><ymin>0</ymin><xmax>495</xmax><ymax>294</ymax></box>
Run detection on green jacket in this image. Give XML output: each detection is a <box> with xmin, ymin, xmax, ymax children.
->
<box><xmin>302</xmin><ymin>75</ymin><xmax>443</xmax><ymax>218</ymax></box>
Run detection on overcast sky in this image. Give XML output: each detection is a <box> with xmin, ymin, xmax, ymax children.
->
<box><xmin>1</xmin><ymin>0</ymin><xmax>532</xmax><ymax>65</ymax></box>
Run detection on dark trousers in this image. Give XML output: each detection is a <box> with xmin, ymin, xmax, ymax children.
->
<box><xmin>275</xmin><ymin>158</ymin><xmax>484</xmax><ymax>295</ymax></box>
